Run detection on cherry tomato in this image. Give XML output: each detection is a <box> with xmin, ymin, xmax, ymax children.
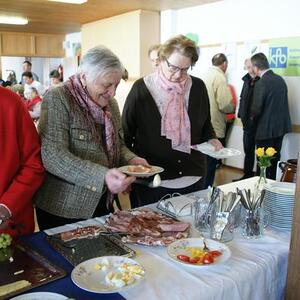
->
<box><xmin>203</xmin><ymin>253</ymin><xmax>214</xmax><ymax>264</ymax></box>
<box><xmin>189</xmin><ymin>257</ymin><xmax>201</xmax><ymax>264</ymax></box>
<box><xmin>209</xmin><ymin>250</ymin><xmax>222</xmax><ymax>258</ymax></box>
<box><xmin>177</xmin><ymin>255</ymin><xmax>190</xmax><ymax>262</ymax></box>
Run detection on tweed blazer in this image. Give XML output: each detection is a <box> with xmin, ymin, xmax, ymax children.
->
<box><xmin>34</xmin><ymin>85</ymin><xmax>136</xmax><ymax>219</ymax></box>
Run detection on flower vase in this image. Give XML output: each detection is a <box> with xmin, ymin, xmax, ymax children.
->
<box><xmin>255</xmin><ymin>166</ymin><xmax>267</xmax><ymax>196</ymax></box>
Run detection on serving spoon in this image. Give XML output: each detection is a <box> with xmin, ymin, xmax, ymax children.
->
<box><xmin>135</xmin><ymin>174</ymin><xmax>161</xmax><ymax>188</ymax></box>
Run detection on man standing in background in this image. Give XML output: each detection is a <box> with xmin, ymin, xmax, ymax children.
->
<box><xmin>148</xmin><ymin>44</ymin><xmax>160</xmax><ymax>70</ymax></box>
<box><xmin>21</xmin><ymin>60</ymin><xmax>39</xmax><ymax>83</ymax></box>
<box><xmin>23</xmin><ymin>71</ymin><xmax>45</xmax><ymax>97</ymax></box>
<box><xmin>233</xmin><ymin>59</ymin><xmax>259</xmax><ymax>181</ymax></box>
<box><xmin>203</xmin><ymin>53</ymin><xmax>234</xmax><ymax>187</ymax></box>
<box><xmin>250</xmin><ymin>52</ymin><xmax>291</xmax><ymax>179</ymax></box>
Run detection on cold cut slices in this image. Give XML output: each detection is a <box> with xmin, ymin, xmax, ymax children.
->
<box><xmin>60</xmin><ymin>225</ymin><xmax>104</xmax><ymax>242</ymax></box>
<box><xmin>105</xmin><ymin>209</ymin><xmax>190</xmax><ymax>246</ymax></box>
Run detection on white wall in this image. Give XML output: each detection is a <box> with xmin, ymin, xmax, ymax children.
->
<box><xmin>64</xmin><ymin>32</ymin><xmax>82</xmax><ymax>58</ymax></box>
<box><xmin>161</xmin><ymin>0</ymin><xmax>300</xmax><ymax>168</ymax></box>
<box><xmin>81</xmin><ymin>10</ymin><xmax>160</xmax><ymax>79</ymax></box>
<box><xmin>162</xmin><ymin>0</ymin><xmax>300</xmax><ymax>44</ymax></box>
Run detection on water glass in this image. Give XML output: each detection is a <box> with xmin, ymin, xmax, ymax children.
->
<box><xmin>240</xmin><ymin>207</ymin><xmax>268</xmax><ymax>239</ymax></box>
<box><xmin>209</xmin><ymin>207</ymin><xmax>235</xmax><ymax>243</ymax></box>
<box><xmin>193</xmin><ymin>198</ymin><xmax>209</xmax><ymax>234</ymax></box>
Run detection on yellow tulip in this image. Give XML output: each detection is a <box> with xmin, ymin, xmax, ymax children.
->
<box><xmin>265</xmin><ymin>147</ymin><xmax>277</xmax><ymax>157</ymax></box>
<box><xmin>256</xmin><ymin>147</ymin><xmax>265</xmax><ymax>157</ymax></box>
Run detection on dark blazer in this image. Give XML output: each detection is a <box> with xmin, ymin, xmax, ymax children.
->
<box><xmin>238</xmin><ymin>73</ymin><xmax>259</xmax><ymax>129</ymax></box>
<box><xmin>122</xmin><ymin>76</ymin><xmax>216</xmax><ymax>179</ymax></box>
<box><xmin>250</xmin><ymin>70</ymin><xmax>291</xmax><ymax>140</ymax></box>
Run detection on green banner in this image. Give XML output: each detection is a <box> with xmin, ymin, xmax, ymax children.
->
<box><xmin>269</xmin><ymin>37</ymin><xmax>300</xmax><ymax>76</ymax></box>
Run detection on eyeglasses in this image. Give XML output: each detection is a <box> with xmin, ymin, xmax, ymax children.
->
<box><xmin>165</xmin><ymin>59</ymin><xmax>190</xmax><ymax>74</ymax></box>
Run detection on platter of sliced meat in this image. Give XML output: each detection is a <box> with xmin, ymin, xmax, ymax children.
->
<box><xmin>118</xmin><ymin>165</ymin><xmax>164</xmax><ymax>178</ymax></box>
<box><xmin>105</xmin><ymin>209</ymin><xmax>190</xmax><ymax>246</ymax></box>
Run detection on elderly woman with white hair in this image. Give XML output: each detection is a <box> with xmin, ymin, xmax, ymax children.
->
<box><xmin>34</xmin><ymin>45</ymin><xmax>147</xmax><ymax>230</ymax></box>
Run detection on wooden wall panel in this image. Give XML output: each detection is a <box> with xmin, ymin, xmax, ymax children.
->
<box><xmin>0</xmin><ymin>32</ymin><xmax>65</xmax><ymax>57</ymax></box>
<box><xmin>286</xmin><ymin>153</ymin><xmax>300</xmax><ymax>299</ymax></box>
<box><xmin>1</xmin><ymin>32</ymin><xmax>35</xmax><ymax>56</ymax></box>
<box><xmin>35</xmin><ymin>34</ymin><xmax>65</xmax><ymax>57</ymax></box>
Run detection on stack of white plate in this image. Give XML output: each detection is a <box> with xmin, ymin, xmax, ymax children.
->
<box><xmin>264</xmin><ymin>182</ymin><xmax>296</xmax><ymax>231</ymax></box>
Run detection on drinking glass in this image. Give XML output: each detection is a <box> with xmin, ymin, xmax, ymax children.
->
<box><xmin>240</xmin><ymin>207</ymin><xmax>268</xmax><ymax>239</ymax></box>
<box><xmin>193</xmin><ymin>198</ymin><xmax>210</xmax><ymax>235</ymax></box>
<box><xmin>209</xmin><ymin>204</ymin><xmax>235</xmax><ymax>243</ymax></box>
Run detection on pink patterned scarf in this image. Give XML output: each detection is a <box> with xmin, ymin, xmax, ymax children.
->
<box><xmin>157</xmin><ymin>68</ymin><xmax>191</xmax><ymax>153</ymax></box>
<box><xmin>65</xmin><ymin>74</ymin><xmax>118</xmax><ymax>167</ymax></box>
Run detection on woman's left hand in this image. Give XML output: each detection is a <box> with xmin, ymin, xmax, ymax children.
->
<box><xmin>208</xmin><ymin>139</ymin><xmax>223</xmax><ymax>151</ymax></box>
<box><xmin>128</xmin><ymin>157</ymin><xmax>150</xmax><ymax>166</ymax></box>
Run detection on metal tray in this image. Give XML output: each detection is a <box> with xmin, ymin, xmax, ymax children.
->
<box><xmin>46</xmin><ymin>233</ymin><xmax>135</xmax><ymax>266</ymax></box>
<box><xmin>0</xmin><ymin>241</ymin><xmax>66</xmax><ymax>300</ymax></box>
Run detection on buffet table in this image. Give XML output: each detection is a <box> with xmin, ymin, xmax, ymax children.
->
<box><xmin>19</xmin><ymin>178</ymin><xmax>290</xmax><ymax>300</ymax></box>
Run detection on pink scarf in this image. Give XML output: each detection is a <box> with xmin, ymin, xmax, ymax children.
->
<box><xmin>157</xmin><ymin>68</ymin><xmax>191</xmax><ymax>154</ymax></box>
<box><xmin>65</xmin><ymin>74</ymin><xmax>118</xmax><ymax>167</ymax></box>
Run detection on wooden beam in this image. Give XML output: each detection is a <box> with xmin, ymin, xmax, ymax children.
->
<box><xmin>286</xmin><ymin>152</ymin><xmax>300</xmax><ymax>299</ymax></box>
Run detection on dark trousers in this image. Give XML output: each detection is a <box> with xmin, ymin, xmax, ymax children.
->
<box><xmin>130</xmin><ymin>178</ymin><xmax>204</xmax><ymax>208</ymax></box>
<box><xmin>36</xmin><ymin>192</ymin><xmax>113</xmax><ymax>231</ymax></box>
<box><xmin>243</xmin><ymin>127</ymin><xmax>256</xmax><ymax>177</ymax></box>
<box><xmin>204</xmin><ymin>138</ymin><xmax>225</xmax><ymax>188</ymax></box>
<box><xmin>256</xmin><ymin>136</ymin><xmax>283</xmax><ymax>180</ymax></box>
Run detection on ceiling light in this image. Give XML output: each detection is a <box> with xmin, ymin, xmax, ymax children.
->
<box><xmin>48</xmin><ymin>0</ymin><xmax>88</xmax><ymax>4</ymax></box>
<box><xmin>0</xmin><ymin>16</ymin><xmax>28</xmax><ymax>25</ymax></box>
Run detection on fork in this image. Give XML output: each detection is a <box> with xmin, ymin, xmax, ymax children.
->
<box><xmin>202</xmin><ymin>239</ymin><xmax>210</xmax><ymax>251</ymax></box>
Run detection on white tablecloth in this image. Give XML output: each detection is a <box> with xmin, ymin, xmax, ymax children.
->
<box><xmin>44</xmin><ymin>177</ymin><xmax>290</xmax><ymax>300</ymax></box>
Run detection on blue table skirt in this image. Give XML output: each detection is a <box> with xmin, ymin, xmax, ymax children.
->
<box><xmin>18</xmin><ymin>231</ymin><xmax>125</xmax><ymax>300</ymax></box>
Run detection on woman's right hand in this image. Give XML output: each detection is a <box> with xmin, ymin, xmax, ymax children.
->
<box><xmin>105</xmin><ymin>168</ymin><xmax>136</xmax><ymax>194</ymax></box>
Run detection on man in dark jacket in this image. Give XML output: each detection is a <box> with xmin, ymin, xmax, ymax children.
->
<box><xmin>250</xmin><ymin>53</ymin><xmax>291</xmax><ymax>179</ymax></box>
<box><xmin>233</xmin><ymin>59</ymin><xmax>259</xmax><ymax>181</ymax></box>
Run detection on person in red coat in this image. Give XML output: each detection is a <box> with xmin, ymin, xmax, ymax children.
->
<box><xmin>0</xmin><ymin>86</ymin><xmax>45</xmax><ymax>237</ymax></box>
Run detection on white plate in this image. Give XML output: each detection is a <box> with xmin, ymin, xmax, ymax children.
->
<box><xmin>10</xmin><ymin>292</ymin><xmax>67</xmax><ymax>300</ymax></box>
<box><xmin>265</xmin><ymin>182</ymin><xmax>296</xmax><ymax>195</ymax></box>
<box><xmin>71</xmin><ymin>256</ymin><xmax>145</xmax><ymax>294</ymax></box>
<box><xmin>118</xmin><ymin>165</ymin><xmax>164</xmax><ymax>178</ymax></box>
<box><xmin>167</xmin><ymin>238</ymin><xmax>231</xmax><ymax>268</ymax></box>
<box><xmin>191</xmin><ymin>143</ymin><xmax>241</xmax><ymax>159</ymax></box>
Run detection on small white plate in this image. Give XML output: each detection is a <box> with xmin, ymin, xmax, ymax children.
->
<box><xmin>10</xmin><ymin>292</ymin><xmax>67</xmax><ymax>300</ymax></box>
<box><xmin>119</xmin><ymin>165</ymin><xmax>164</xmax><ymax>178</ymax></box>
<box><xmin>167</xmin><ymin>238</ymin><xmax>231</xmax><ymax>268</ymax></box>
<box><xmin>191</xmin><ymin>143</ymin><xmax>241</xmax><ymax>159</ymax></box>
<box><xmin>265</xmin><ymin>182</ymin><xmax>296</xmax><ymax>195</ymax></box>
<box><xmin>71</xmin><ymin>256</ymin><xmax>145</xmax><ymax>294</ymax></box>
